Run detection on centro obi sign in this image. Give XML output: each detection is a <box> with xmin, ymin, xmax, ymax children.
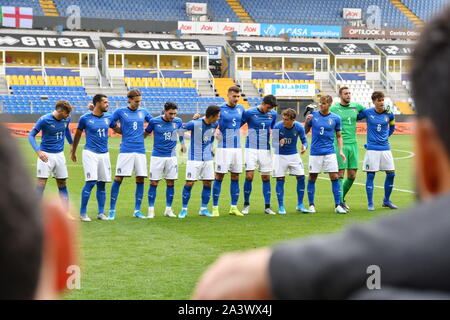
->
<box><xmin>264</xmin><ymin>83</ymin><xmax>316</xmax><ymax>97</ymax></box>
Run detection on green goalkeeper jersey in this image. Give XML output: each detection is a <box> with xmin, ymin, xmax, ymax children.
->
<box><xmin>330</xmin><ymin>102</ymin><xmax>365</xmax><ymax>144</ymax></box>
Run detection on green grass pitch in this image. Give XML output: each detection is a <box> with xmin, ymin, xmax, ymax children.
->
<box><xmin>16</xmin><ymin>134</ymin><xmax>415</xmax><ymax>299</ymax></box>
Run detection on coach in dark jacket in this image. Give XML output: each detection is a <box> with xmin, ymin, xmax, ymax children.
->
<box><xmin>193</xmin><ymin>6</ymin><xmax>450</xmax><ymax>300</ymax></box>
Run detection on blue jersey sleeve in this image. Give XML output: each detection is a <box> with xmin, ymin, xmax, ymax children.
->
<box><xmin>183</xmin><ymin>120</ymin><xmax>195</xmax><ymax>131</ymax></box>
<box><xmin>65</xmin><ymin>123</ymin><xmax>73</xmax><ymax>144</ymax></box>
<box><xmin>271</xmin><ymin>112</ymin><xmax>277</xmax><ymax>129</ymax></box>
<box><xmin>357</xmin><ymin>109</ymin><xmax>367</xmax><ymax>120</ymax></box>
<box><xmin>297</xmin><ymin>123</ymin><xmax>308</xmax><ymax>148</ymax></box>
<box><xmin>176</xmin><ymin>120</ymin><xmax>185</xmax><ymax>144</ymax></box>
<box><xmin>145</xmin><ymin>118</ymin><xmax>154</xmax><ymax>134</ymax></box>
<box><xmin>335</xmin><ymin>116</ymin><xmax>342</xmax><ymax>132</ymax></box>
<box><xmin>77</xmin><ymin>115</ymin><xmax>86</xmax><ymax>131</ymax></box>
<box><xmin>144</xmin><ymin>110</ymin><xmax>152</xmax><ymax>123</ymax></box>
<box><xmin>28</xmin><ymin>117</ymin><xmax>44</xmax><ymax>152</ymax></box>
<box><xmin>240</xmin><ymin>110</ymin><xmax>249</xmax><ymax>127</ymax></box>
<box><xmin>110</xmin><ymin>109</ymin><xmax>120</xmax><ymax>127</ymax></box>
<box><xmin>28</xmin><ymin>128</ymin><xmax>40</xmax><ymax>152</ymax></box>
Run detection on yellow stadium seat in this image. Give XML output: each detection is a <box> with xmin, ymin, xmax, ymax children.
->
<box><xmin>38</xmin><ymin>79</ymin><xmax>45</xmax><ymax>85</ymax></box>
<box><xmin>31</xmin><ymin>80</ymin><xmax>38</xmax><ymax>85</ymax></box>
<box><xmin>18</xmin><ymin>79</ymin><xmax>26</xmax><ymax>85</ymax></box>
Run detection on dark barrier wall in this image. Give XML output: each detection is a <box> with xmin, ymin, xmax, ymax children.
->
<box><xmin>34</xmin><ymin>16</ymin><xmax>178</xmax><ymax>33</ymax></box>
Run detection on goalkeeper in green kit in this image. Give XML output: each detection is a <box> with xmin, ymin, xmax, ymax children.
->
<box><xmin>330</xmin><ymin>87</ymin><xmax>365</xmax><ymax>212</ymax></box>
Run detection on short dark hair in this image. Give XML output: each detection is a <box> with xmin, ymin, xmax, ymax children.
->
<box><xmin>282</xmin><ymin>108</ymin><xmax>297</xmax><ymax>120</ymax></box>
<box><xmin>339</xmin><ymin>86</ymin><xmax>349</xmax><ymax>95</ymax></box>
<box><xmin>205</xmin><ymin>105</ymin><xmax>221</xmax><ymax>118</ymax></box>
<box><xmin>127</xmin><ymin>89</ymin><xmax>141</xmax><ymax>100</ymax></box>
<box><xmin>262</xmin><ymin>94</ymin><xmax>278</xmax><ymax>107</ymax></box>
<box><xmin>371</xmin><ymin>91</ymin><xmax>385</xmax><ymax>101</ymax></box>
<box><xmin>228</xmin><ymin>86</ymin><xmax>241</xmax><ymax>94</ymax></box>
<box><xmin>0</xmin><ymin>124</ymin><xmax>43</xmax><ymax>299</ymax></box>
<box><xmin>164</xmin><ymin>101</ymin><xmax>178</xmax><ymax>111</ymax></box>
<box><xmin>412</xmin><ymin>5</ymin><xmax>450</xmax><ymax>156</ymax></box>
<box><xmin>55</xmin><ymin>100</ymin><xmax>72</xmax><ymax>113</ymax></box>
<box><xmin>93</xmin><ymin>94</ymin><xmax>107</xmax><ymax>106</ymax></box>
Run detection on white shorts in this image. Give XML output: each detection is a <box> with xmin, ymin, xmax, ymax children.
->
<box><xmin>309</xmin><ymin>154</ymin><xmax>339</xmax><ymax>174</ymax></box>
<box><xmin>272</xmin><ymin>154</ymin><xmax>305</xmax><ymax>178</ymax></box>
<box><xmin>36</xmin><ymin>151</ymin><xmax>68</xmax><ymax>179</ymax></box>
<box><xmin>245</xmin><ymin>149</ymin><xmax>272</xmax><ymax>173</ymax></box>
<box><xmin>186</xmin><ymin>160</ymin><xmax>215</xmax><ymax>181</ymax></box>
<box><xmin>82</xmin><ymin>149</ymin><xmax>112</xmax><ymax>182</ymax></box>
<box><xmin>363</xmin><ymin>150</ymin><xmax>395</xmax><ymax>172</ymax></box>
<box><xmin>150</xmin><ymin>156</ymin><xmax>178</xmax><ymax>180</ymax></box>
<box><xmin>215</xmin><ymin>148</ymin><xmax>243</xmax><ymax>174</ymax></box>
<box><xmin>115</xmin><ymin>153</ymin><xmax>148</xmax><ymax>177</ymax></box>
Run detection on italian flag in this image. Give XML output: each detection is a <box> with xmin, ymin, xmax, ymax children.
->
<box><xmin>1</xmin><ymin>7</ymin><xmax>33</xmax><ymax>29</ymax></box>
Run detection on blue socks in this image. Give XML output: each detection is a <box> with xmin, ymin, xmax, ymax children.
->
<box><xmin>201</xmin><ymin>185</ymin><xmax>212</xmax><ymax>207</ymax></box>
<box><xmin>182</xmin><ymin>185</ymin><xmax>192</xmax><ymax>208</ymax></box>
<box><xmin>96</xmin><ymin>182</ymin><xmax>106</xmax><ymax>214</ymax></box>
<box><xmin>244</xmin><ymin>179</ymin><xmax>252</xmax><ymax>204</ymax></box>
<box><xmin>384</xmin><ymin>172</ymin><xmax>395</xmax><ymax>203</ymax></box>
<box><xmin>110</xmin><ymin>180</ymin><xmax>122</xmax><ymax>211</ymax></box>
<box><xmin>80</xmin><ymin>181</ymin><xmax>96</xmax><ymax>214</ymax></box>
<box><xmin>58</xmin><ymin>186</ymin><xmax>69</xmax><ymax>210</ymax></box>
<box><xmin>212</xmin><ymin>179</ymin><xmax>222</xmax><ymax>206</ymax></box>
<box><xmin>148</xmin><ymin>184</ymin><xmax>157</xmax><ymax>207</ymax></box>
<box><xmin>135</xmin><ymin>182</ymin><xmax>144</xmax><ymax>211</ymax></box>
<box><xmin>262</xmin><ymin>180</ymin><xmax>271</xmax><ymax>205</ymax></box>
<box><xmin>166</xmin><ymin>185</ymin><xmax>175</xmax><ymax>207</ymax></box>
<box><xmin>307</xmin><ymin>180</ymin><xmax>316</xmax><ymax>205</ymax></box>
<box><xmin>366</xmin><ymin>172</ymin><xmax>375</xmax><ymax>206</ymax></box>
<box><xmin>296</xmin><ymin>176</ymin><xmax>305</xmax><ymax>205</ymax></box>
<box><xmin>230</xmin><ymin>179</ymin><xmax>239</xmax><ymax>206</ymax></box>
<box><xmin>331</xmin><ymin>179</ymin><xmax>341</xmax><ymax>206</ymax></box>
<box><xmin>276</xmin><ymin>179</ymin><xmax>285</xmax><ymax>207</ymax></box>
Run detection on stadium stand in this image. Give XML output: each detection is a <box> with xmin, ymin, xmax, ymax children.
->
<box><xmin>53</xmin><ymin>0</ymin><xmax>240</xmax><ymax>22</ymax></box>
<box><xmin>401</xmin><ymin>0</ymin><xmax>450</xmax><ymax>22</ymax></box>
<box><xmin>239</xmin><ymin>0</ymin><xmax>415</xmax><ymax>28</ymax></box>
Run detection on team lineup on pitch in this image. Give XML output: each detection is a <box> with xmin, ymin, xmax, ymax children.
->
<box><xmin>27</xmin><ymin>86</ymin><xmax>405</xmax><ymax>221</ymax></box>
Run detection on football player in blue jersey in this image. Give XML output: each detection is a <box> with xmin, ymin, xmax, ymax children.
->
<box><xmin>28</xmin><ymin>100</ymin><xmax>73</xmax><ymax>215</ymax></box>
<box><xmin>178</xmin><ymin>105</ymin><xmax>220</xmax><ymax>219</ymax></box>
<box><xmin>304</xmin><ymin>95</ymin><xmax>347</xmax><ymax>214</ymax></box>
<box><xmin>144</xmin><ymin>101</ymin><xmax>186</xmax><ymax>218</ymax></box>
<box><xmin>108</xmin><ymin>89</ymin><xmax>152</xmax><ymax>220</ymax></box>
<box><xmin>358</xmin><ymin>91</ymin><xmax>397</xmax><ymax>211</ymax></box>
<box><xmin>70</xmin><ymin>94</ymin><xmax>121</xmax><ymax>222</ymax></box>
<box><xmin>212</xmin><ymin>86</ymin><xmax>246</xmax><ymax>217</ymax></box>
<box><xmin>241</xmin><ymin>95</ymin><xmax>278</xmax><ymax>215</ymax></box>
<box><xmin>272</xmin><ymin>108</ymin><xmax>309</xmax><ymax>214</ymax></box>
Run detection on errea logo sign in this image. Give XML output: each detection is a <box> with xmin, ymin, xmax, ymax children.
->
<box><xmin>102</xmin><ymin>37</ymin><xmax>205</xmax><ymax>52</ymax></box>
<box><xmin>0</xmin><ymin>34</ymin><xmax>94</xmax><ymax>48</ymax></box>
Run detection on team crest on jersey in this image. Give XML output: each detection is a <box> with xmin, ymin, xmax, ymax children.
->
<box><xmin>138</xmin><ymin>112</ymin><xmax>143</xmax><ymax>119</ymax></box>
<box><xmin>385</xmin><ymin>116</ymin><xmax>389</xmax><ymax>122</ymax></box>
<box><xmin>329</xmin><ymin>119</ymin><xmax>333</xmax><ymax>125</ymax></box>
<box><xmin>187</xmin><ymin>172</ymin><xmax>191</xmax><ymax>178</ymax></box>
<box><xmin>173</xmin><ymin>123</ymin><xmax>177</xmax><ymax>129</ymax></box>
<box><xmin>217</xmin><ymin>165</ymin><xmax>221</xmax><ymax>171</ymax></box>
<box><xmin>87</xmin><ymin>173</ymin><xmax>90</xmax><ymax>179</ymax></box>
<box><xmin>117</xmin><ymin>168</ymin><xmax>121</xmax><ymax>174</ymax></box>
<box><xmin>105</xmin><ymin>118</ymin><xmax>109</xmax><ymax>125</ymax></box>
